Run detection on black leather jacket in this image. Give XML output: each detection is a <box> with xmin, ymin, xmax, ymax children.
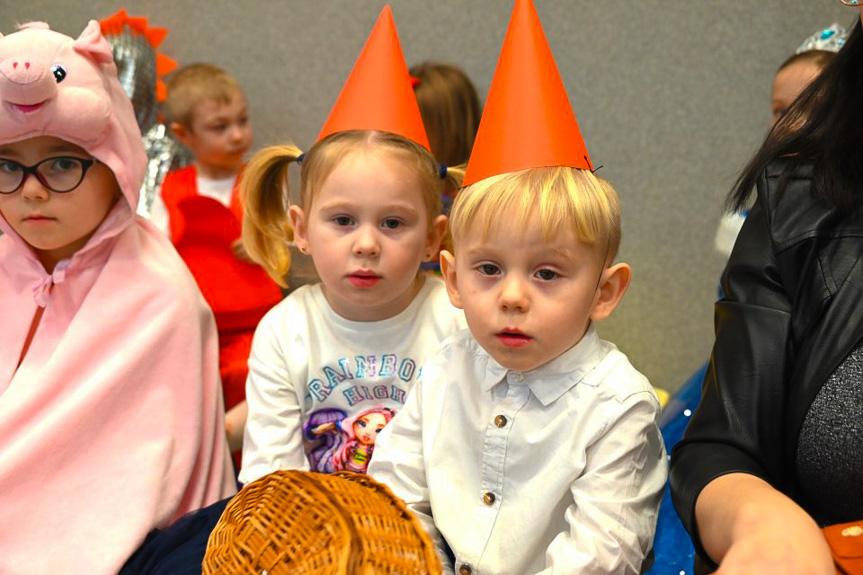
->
<box><xmin>670</xmin><ymin>159</ymin><xmax>863</xmax><ymax>565</ymax></box>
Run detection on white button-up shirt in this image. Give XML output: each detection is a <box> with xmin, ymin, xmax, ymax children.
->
<box><xmin>369</xmin><ymin>326</ymin><xmax>667</xmax><ymax>575</ymax></box>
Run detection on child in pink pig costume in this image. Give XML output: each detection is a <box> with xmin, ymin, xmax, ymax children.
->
<box><xmin>0</xmin><ymin>21</ymin><xmax>236</xmax><ymax>574</ymax></box>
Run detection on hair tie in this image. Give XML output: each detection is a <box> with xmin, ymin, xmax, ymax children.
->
<box><xmin>438</xmin><ymin>164</ymin><xmax>447</xmax><ymax>179</ymax></box>
<box><xmin>296</xmin><ymin>153</ymin><xmax>305</xmax><ymax>165</ymax></box>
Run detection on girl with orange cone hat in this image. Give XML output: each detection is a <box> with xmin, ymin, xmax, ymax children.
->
<box><xmin>237</xmin><ymin>4</ymin><xmax>466</xmax><ymax>484</ymax></box>
<box><xmin>369</xmin><ymin>1</ymin><xmax>666</xmax><ymax>573</ymax></box>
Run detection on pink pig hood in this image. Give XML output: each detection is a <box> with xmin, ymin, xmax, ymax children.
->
<box><xmin>0</xmin><ymin>23</ymin><xmax>236</xmax><ymax>575</ymax></box>
<box><xmin>0</xmin><ymin>20</ymin><xmax>146</xmax><ymax>211</ymax></box>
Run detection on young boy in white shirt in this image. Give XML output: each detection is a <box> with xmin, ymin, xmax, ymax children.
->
<box><xmin>368</xmin><ymin>1</ymin><xmax>667</xmax><ymax>573</ymax></box>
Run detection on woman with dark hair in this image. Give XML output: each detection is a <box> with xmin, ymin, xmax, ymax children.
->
<box><xmin>670</xmin><ymin>4</ymin><xmax>863</xmax><ymax>574</ymax></box>
<box><xmin>714</xmin><ymin>23</ymin><xmax>843</xmax><ymax>264</ymax></box>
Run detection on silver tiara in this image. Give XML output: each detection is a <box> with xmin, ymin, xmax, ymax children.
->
<box><xmin>795</xmin><ymin>23</ymin><xmax>848</xmax><ymax>55</ymax></box>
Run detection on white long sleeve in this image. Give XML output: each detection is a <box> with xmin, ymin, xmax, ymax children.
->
<box><xmin>370</xmin><ymin>327</ymin><xmax>667</xmax><ymax>575</ymax></box>
<box><xmin>240</xmin><ymin>278</ymin><xmax>466</xmax><ymax>484</ymax></box>
<box><xmin>368</xmin><ymin>377</ymin><xmax>456</xmax><ymax>574</ymax></box>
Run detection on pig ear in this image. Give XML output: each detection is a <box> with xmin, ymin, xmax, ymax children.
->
<box><xmin>73</xmin><ymin>20</ymin><xmax>114</xmax><ymax>64</ymax></box>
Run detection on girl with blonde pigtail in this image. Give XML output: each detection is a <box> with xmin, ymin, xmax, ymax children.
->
<box><xmin>235</xmin><ymin>7</ymin><xmax>466</xmax><ymax>483</ymax></box>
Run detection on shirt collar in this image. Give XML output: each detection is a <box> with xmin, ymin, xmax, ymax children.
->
<box><xmin>480</xmin><ymin>324</ymin><xmax>606</xmax><ymax>406</ymax></box>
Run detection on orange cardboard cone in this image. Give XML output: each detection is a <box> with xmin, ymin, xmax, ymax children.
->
<box><xmin>463</xmin><ymin>0</ymin><xmax>591</xmax><ymax>186</ymax></box>
<box><xmin>318</xmin><ymin>5</ymin><xmax>430</xmax><ymax>150</ymax></box>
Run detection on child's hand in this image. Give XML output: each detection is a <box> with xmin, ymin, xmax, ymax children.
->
<box><xmin>225</xmin><ymin>400</ymin><xmax>248</xmax><ymax>452</ymax></box>
<box><xmin>231</xmin><ymin>238</ymin><xmax>255</xmax><ymax>263</ymax></box>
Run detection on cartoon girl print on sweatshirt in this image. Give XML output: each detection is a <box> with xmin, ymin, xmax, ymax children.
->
<box><xmin>305</xmin><ymin>406</ymin><xmax>395</xmax><ymax>474</ymax></box>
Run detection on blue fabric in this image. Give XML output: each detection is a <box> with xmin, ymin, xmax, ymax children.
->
<box><xmin>644</xmin><ymin>363</ymin><xmax>706</xmax><ymax>574</ymax></box>
<box><xmin>119</xmin><ymin>497</ymin><xmax>231</xmax><ymax>575</ymax></box>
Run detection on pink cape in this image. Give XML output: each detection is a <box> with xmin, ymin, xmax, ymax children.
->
<box><xmin>0</xmin><ymin>22</ymin><xmax>235</xmax><ymax>573</ymax></box>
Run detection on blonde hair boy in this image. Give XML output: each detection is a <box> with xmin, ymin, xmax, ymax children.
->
<box><xmin>448</xmin><ymin>166</ymin><xmax>621</xmax><ymax>261</ymax></box>
<box><xmin>368</xmin><ymin>2</ymin><xmax>666</xmax><ymax>573</ymax></box>
<box><xmin>162</xmin><ymin>63</ymin><xmax>251</xmax><ymax>182</ymax></box>
<box><xmin>370</xmin><ymin>162</ymin><xmax>667</xmax><ymax>575</ymax></box>
<box><xmin>440</xmin><ymin>165</ymin><xmax>632</xmax><ymax>383</ymax></box>
<box><xmin>150</xmin><ymin>63</ymin><xmax>268</xmax><ymax>453</ymax></box>
<box><xmin>165</xmin><ymin>63</ymin><xmax>243</xmax><ymax>131</ymax></box>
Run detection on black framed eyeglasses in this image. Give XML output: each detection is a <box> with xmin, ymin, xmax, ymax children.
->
<box><xmin>0</xmin><ymin>156</ymin><xmax>97</xmax><ymax>194</ymax></box>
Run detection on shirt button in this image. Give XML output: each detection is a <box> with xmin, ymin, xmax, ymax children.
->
<box><xmin>494</xmin><ymin>415</ymin><xmax>508</xmax><ymax>428</ymax></box>
<box><xmin>482</xmin><ymin>491</ymin><xmax>496</xmax><ymax>505</ymax></box>
<box><xmin>459</xmin><ymin>565</ymin><xmax>472</xmax><ymax>575</ymax></box>
<box><xmin>509</xmin><ymin>371</ymin><xmax>523</xmax><ymax>383</ymax></box>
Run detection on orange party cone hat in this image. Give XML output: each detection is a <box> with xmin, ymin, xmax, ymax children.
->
<box><xmin>463</xmin><ymin>0</ymin><xmax>591</xmax><ymax>186</ymax></box>
<box><xmin>317</xmin><ymin>5</ymin><xmax>430</xmax><ymax>150</ymax></box>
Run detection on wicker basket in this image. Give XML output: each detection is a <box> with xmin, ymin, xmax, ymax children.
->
<box><xmin>203</xmin><ymin>470</ymin><xmax>441</xmax><ymax>574</ymax></box>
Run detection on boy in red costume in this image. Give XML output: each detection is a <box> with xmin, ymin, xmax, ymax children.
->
<box><xmin>151</xmin><ymin>64</ymin><xmax>282</xmax><ymax>452</ymax></box>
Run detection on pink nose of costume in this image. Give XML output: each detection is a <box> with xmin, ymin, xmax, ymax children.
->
<box><xmin>0</xmin><ymin>56</ymin><xmax>56</xmax><ymax>105</ymax></box>
<box><xmin>0</xmin><ymin>57</ymin><xmax>45</xmax><ymax>84</ymax></box>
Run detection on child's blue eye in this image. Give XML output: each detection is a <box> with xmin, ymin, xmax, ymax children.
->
<box><xmin>333</xmin><ymin>216</ymin><xmax>353</xmax><ymax>226</ymax></box>
<box><xmin>478</xmin><ymin>264</ymin><xmax>500</xmax><ymax>276</ymax></box>
<box><xmin>535</xmin><ymin>269</ymin><xmax>558</xmax><ymax>281</ymax></box>
<box><xmin>381</xmin><ymin>218</ymin><xmax>402</xmax><ymax>230</ymax></box>
<box><xmin>357</xmin><ymin>420</ymin><xmax>367</xmax><ymax>428</ymax></box>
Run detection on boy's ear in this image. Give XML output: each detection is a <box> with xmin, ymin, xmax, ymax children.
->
<box><xmin>288</xmin><ymin>205</ymin><xmax>309</xmax><ymax>254</ymax></box>
<box><xmin>170</xmin><ymin>122</ymin><xmax>193</xmax><ymax>147</ymax></box>
<box><xmin>424</xmin><ymin>215</ymin><xmax>448</xmax><ymax>262</ymax></box>
<box><xmin>590</xmin><ymin>262</ymin><xmax>631</xmax><ymax>321</ymax></box>
<box><xmin>440</xmin><ymin>250</ymin><xmax>463</xmax><ymax>309</ymax></box>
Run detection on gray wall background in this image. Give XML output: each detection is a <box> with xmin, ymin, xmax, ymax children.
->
<box><xmin>2</xmin><ymin>1</ymin><xmax>856</xmax><ymax>392</ymax></box>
